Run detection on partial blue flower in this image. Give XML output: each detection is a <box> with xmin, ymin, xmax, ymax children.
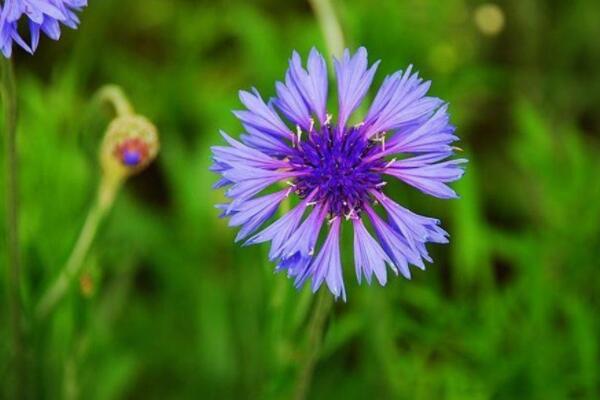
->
<box><xmin>212</xmin><ymin>47</ymin><xmax>467</xmax><ymax>300</ymax></box>
<box><xmin>0</xmin><ymin>0</ymin><xmax>87</xmax><ymax>58</ymax></box>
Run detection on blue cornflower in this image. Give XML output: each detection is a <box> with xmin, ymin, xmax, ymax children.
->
<box><xmin>212</xmin><ymin>47</ymin><xmax>466</xmax><ymax>300</ymax></box>
<box><xmin>0</xmin><ymin>0</ymin><xmax>87</xmax><ymax>58</ymax></box>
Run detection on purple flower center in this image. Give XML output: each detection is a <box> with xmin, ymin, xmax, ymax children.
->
<box><xmin>291</xmin><ymin>125</ymin><xmax>386</xmax><ymax>217</ymax></box>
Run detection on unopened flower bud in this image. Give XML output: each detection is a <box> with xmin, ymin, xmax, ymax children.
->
<box><xmin>100</xmin><ymin>114</ymin><xmax>159</xmax><ymax>181</ymax></box>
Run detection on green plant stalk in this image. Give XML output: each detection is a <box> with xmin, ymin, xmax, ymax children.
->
<box><xmin>35</xmin><ymin>173</ymin><xmax>123</xmax><ymax>322</ymax></box>
<box><xmin>268</xmin><ymin>195</ymin><xmax>292</xmax><ymax>371</ymax></box>
<box><xmin>308</xmin><ymin>0</ymin><xmax>345</xmax><ymax>58</ymax></box>
<box><xmin>293</xmin><ymin>290</ymin><xmax>334</xmax><ymax>400</ymax></box>
<box><xmin>97</xmin><ymin>85</ymin><xmax>134</xmax><ymax>117</ymax></box>
<box><xmin>1</xmin><ymin>57</ymin><xmax>25</xmax><ymax>400</ymax></box>
<box><xmin>35</xmin><ymin>86</ymin><xmax>135</xmax><ymax>322</ymax></box>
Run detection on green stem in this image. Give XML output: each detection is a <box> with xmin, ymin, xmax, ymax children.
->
<box><xmin>35</xmin><ymin>175</ymin><xmax>122</xmax><ymax>322</ymax></box>
<box><xmin>35</xmin><ymin>85</ymin><xmax>133</xmax><ymax>322</ymax></box>
<box><xmin>1</xmin><ymin>57</ymin><xmax>25</xmax><ymax>400</ymax></box>
<box><xmin>96</xmin><ymin>85</ymin><xmax>134</xmax><ymax>117</ymax></box>
<box><xmin>268</xmin><ymin>196</ymin><xmax>292</xmax><ymax>370</ymax></box>
<box><xmin>293</xmin><ymin>290</ymin><xmax>333</xmax><ymax>400</ymax></box>
<box><xmin>308</xmin><ymin>0</ymin><xmax>345</xmax><ymax>58</ymax></box>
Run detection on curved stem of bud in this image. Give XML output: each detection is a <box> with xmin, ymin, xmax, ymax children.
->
<box><xmin>35</xmin><ymin>85</ymin><xmax>157</xmax><ymax>323</ymax></box>
<box><xmin>97</xmin><ymin>85</ymin><xmax>135</xmax><ymax>117</ymax></box>
<box><xmin>35</xmin><ymin>174</ymin><xmax>122</xmax><ymax>322</ymax></box>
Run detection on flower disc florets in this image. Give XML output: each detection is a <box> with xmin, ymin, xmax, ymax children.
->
<box><xmin>291</xmin><ymin>124</ymin><xmax>385</xmax><ymax>218</ymax></box>
<box><xmin>211</xmin><ymin>47</ymin><xmax>467</xmax><ymax>300</ymax></box>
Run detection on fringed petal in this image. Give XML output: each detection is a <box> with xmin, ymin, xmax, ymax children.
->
<box><xmin>364</xmin><ymin>66</ymin><xmax>443</xmax><ymax>138</ymax></box>
<box><xmin>353</xmin><ymin>218</ymin><xmax>391</xmax><ymax>286</ymax></box>
<box><xmin>334</xmin><ymin>47</ymin><xmax>380</xmax><ymax>128</ymax></box>
<box><xmin>234</xmin><ymin>89</ymin><xmax>294</xmax><ymax>141</ymax></box>
<box><xmin>227</xmin><ymin>189</ymin><xmax>291</xmax><ymax>242</ymax></box>
<box><xmin>384</xmin><ymin>157</ymin><xmax>467</xmax><ymax>199</ymax></box>
<box><xmin>301</xmin><ymin>218</ymin><xmax>346</xmax><ymax>300</ymax></box>
<box><xmin>287</xmin><ymin>48</ymin><xmax>329</xmax><ymax>125</ymax></box>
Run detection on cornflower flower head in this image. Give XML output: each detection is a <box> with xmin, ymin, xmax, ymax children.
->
<box><xmin>0</xmin><ymin>0</ymin><xmax>87</xmax><ymax>58</ymax></box>
<box><xmin>212</xmin><ymin>47</ymin><xmax>466</xmax><ymax>300</ymax></box>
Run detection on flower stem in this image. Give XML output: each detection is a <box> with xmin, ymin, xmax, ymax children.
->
<box><xmin>96</xmin><ymin>85</ymin><xmax>134</xmax><ymax>117</ymax></box>
<box><xmin>1</xmin><ymin>57</ymin><xmax>25</xmax><ymax>400</ymax></box>
<box><xmin>35</xmin><ymin>85</ymin><xmax>134</xmax><ymax>322</ymax></box>
<box><xmin>35</xmin><ymin>174</ymin><xmax>122</xmax><ymax>322</ymax></box>
<box><xmin>293</xmin><ymin>290</ymin><xmax>333</xmax><ymax>400</ymax></box>
<box><xmin>308</xmin><ymin>0</ymin><xmax>345</xmax><ymax>58</ymax></box>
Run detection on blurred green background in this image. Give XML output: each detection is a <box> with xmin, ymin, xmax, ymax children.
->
<box><xmin>1</xmin><ymin>0</ymin><xmax>600</xmax><ymax>398</ymax></box>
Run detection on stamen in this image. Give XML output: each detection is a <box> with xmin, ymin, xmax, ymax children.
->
<box><xmin>345</xmin><ymin>208</ymin><xmax>356</xmax><ymax>221</ymax></box>
<box><xmin>372</xmin><ymin>132</ymin><xmax>387</xmax><ymax>151</ymax></box>
<box><xmin>375</xmin><ymin>182</ymin><xmax>388</xmax><ymax>188</ymax></box>
<box><xmin>384</xmin><ymin>158</ymin><xmax>397</xmax><ymax>168</ymax></box>
<box><xmin>296</xmin><ymin>125</ymin><xmax>303</xmax><ymax>144</ymax></box>
<box><xmin>324</xmin><ymin>114</ymin><xmax>332</xmax><ymax>126</ymax></box>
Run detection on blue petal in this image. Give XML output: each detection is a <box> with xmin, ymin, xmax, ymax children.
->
<box><xmin>365</xmin><ymin>205</ymin><xmax>425</xmax><ymax>278</ymax></box>
<box><xmin>277</xmin><ymin>204</ymin><xmax>327</xmax><ymax>277</ymax></box>
<box><xmin>352</xmin><ymin>218</ymin><xmax>391</xmax><ymax>286</ymax></box>
<box><xmin>364</xmin><ymin>66</ymin><xmax>443</xmax><ymax>138</ymax></box>
<box><xmin>27</xmin><ymin>1</ymin><xmax>65</xmax><ymax>22</ymax></box>
<box><xmin>302</xmin><ymin>218</ymin><xmax>346</xmax><ymax>301</ymax></box>
<box><xmin>240</xmin><ymin>126</ymin><xmax>292</xmax><ymax>157</ymax></box>
<box><xmin>0</xmin><ymin>8</ymin><xmax>32</xmax><ymax>57</ymax></box>
<box><xmin>371</xmin><ymin>191</ymin><xmax>448</xmax><ymax>262</ymax></box>
<box><xmin>234</xmin><ymin>88</ymin><xmax>293</xmax><ymax>140</ymax></box>
<box><xmin>212</xmin><ymin>130</ymin><xmax>289</xmax><ymax>169</ymax></box>
<box><xmin>228</xmin><ymin>189</ymin><xmax>290</xmax><ymax>242</ymax></box>
<box><xmin>223</xmin><ymin>166</ymin><xmax>299</xmax><ymax>202</ymax></box>
<box><xmin>384</xmin><ymin>157</ymin><xmax>468</xmax><ymax>199</ymax></box>
<box><xmin>274</xmin><ymin>70</ymin><xmax>312</xmax><ymax>131</ymax></box>
<box><xmin>384</xmin><ymin>105</ymin><xmax>459</xmax><ymax>154</ymax></box>
<box><xmin>334</xmin><ymin>47</ymin><xmax>380</xmax><ymax>128</ymax></box>
<box><xmin>0</xmin><ymin>0</ymin><xmax>87</xmax><ymax>57</ymax></box>
<box><xmin>288</xmin><ymin>48</ymin><xmax>329</xmax><ymax>125</ymax></box>
<box><xmin>245</xmin><ymin>197</ymin><xmax>311</xmax><ymax>261</ymax></box>
<box><xmin>212</xmin><ymin>177</ymin><xmax>232</xmax><ymax>189</ymax></box>
<box><xmin>38</xmin><ymin>18</ymin><xmax>63</xmax><ymax>45</ymax></box>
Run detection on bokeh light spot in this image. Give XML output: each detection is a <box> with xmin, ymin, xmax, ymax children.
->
<box><xmin>474</xmin><ymin>3</ymin><xmax>505</xmax><ymax>36</ymax></box>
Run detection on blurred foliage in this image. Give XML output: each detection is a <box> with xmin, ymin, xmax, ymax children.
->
<box><xmin>1</xmin><ymin>0</ymin><xmax>600</xmax><ymax>399</ymax></box>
